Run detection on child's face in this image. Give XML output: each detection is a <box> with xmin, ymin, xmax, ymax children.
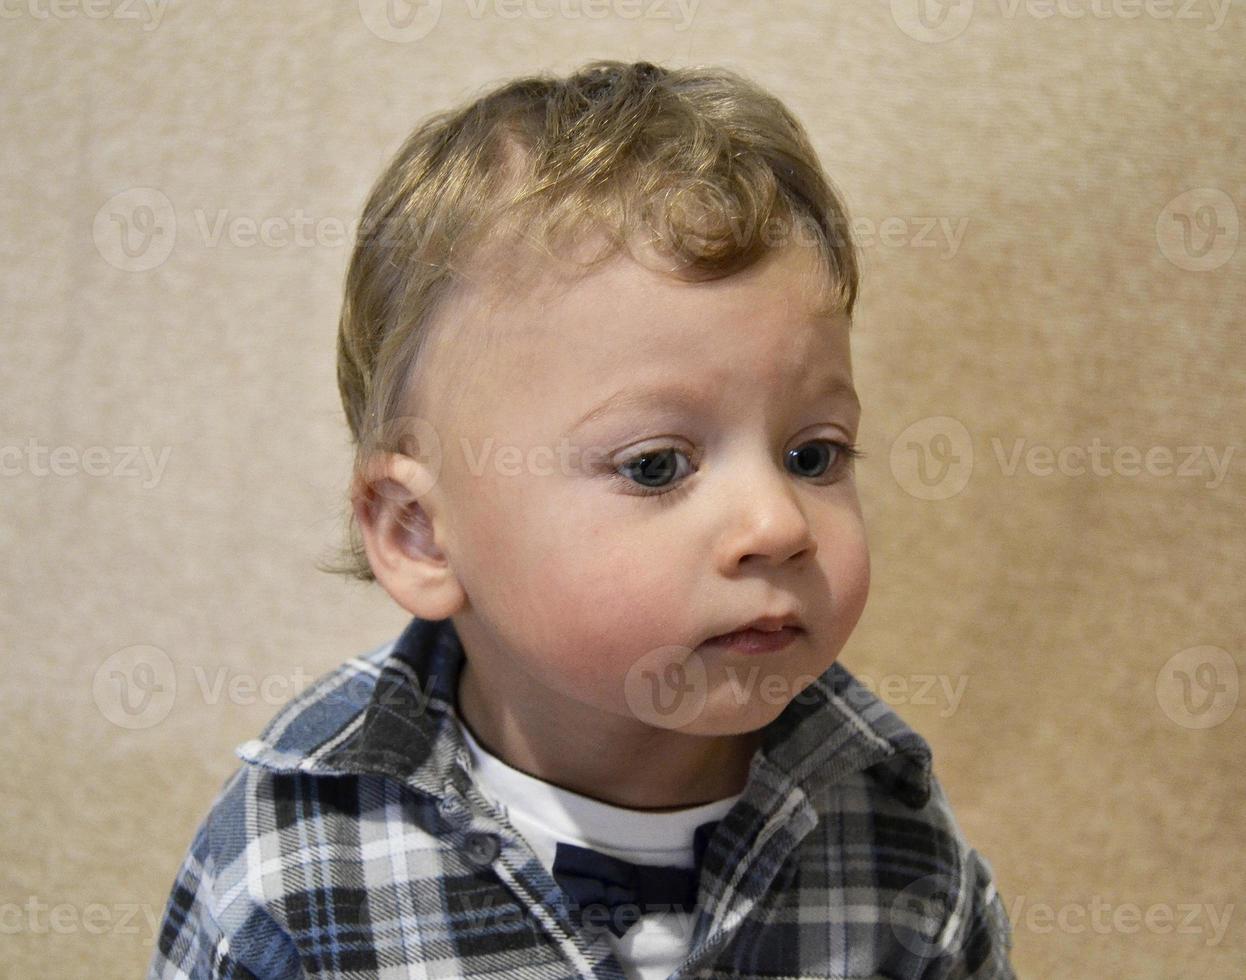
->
<box><xmin>403</xmin><ymin>239</ymin><xmax>868</xmax><ymax>741</ymax></box>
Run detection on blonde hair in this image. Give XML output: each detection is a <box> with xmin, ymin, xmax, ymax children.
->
<box><xmin>322</xmin><ymin>58</ymin><xmax>861</xmax><ymax>583</ymax></box>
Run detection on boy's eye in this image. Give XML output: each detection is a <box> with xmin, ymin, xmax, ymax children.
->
<box><xmin>617</xmin><ymin>447</ymin><xmax>692</xmax><ymax>491</ymax></box>
<box><xmin>613</xmin><ymin>440</ymin><xmax>861</xmax><ymax>497</ymax></box>
<box><xmin>788</xmin><ymin>441</ymin><xmax>851</xmax><ymax>479</ymax></box>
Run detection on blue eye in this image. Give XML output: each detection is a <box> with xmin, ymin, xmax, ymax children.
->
<box><xmin>616</xmin><ymin>448</ymin><xmax>693</xmax><ymax>491</ymax></box>
<box><xmin>611</xmin><ymin>440</ymin><xmax>862</xmax><ymax>499</ymax></box>
<box><xmin>788</xmin><ymin>441</ymin><xmax>855</xmax><ymax>479</ymax></box>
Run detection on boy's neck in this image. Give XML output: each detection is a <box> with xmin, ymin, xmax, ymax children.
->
<box><xmin>455</xmin><ymin>656</ymin><xmax>764</xmax><ymax>812</ymax></box>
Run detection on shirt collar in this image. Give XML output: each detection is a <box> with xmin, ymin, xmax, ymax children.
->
<box><xmin>236</xmin><ymin>615</ymin><xmax>934</xmax><ymax>812</ymax></box>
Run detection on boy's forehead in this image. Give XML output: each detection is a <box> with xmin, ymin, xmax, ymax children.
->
<box><xmin>414</xmin><ymin>241</ymin><xmax>849</xmax><ymax>421</ymax></box>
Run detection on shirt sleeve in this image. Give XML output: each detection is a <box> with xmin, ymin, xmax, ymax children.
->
<box><xmin>921</xmin><ymin>846</ymin><xmax>1017</xmax><ymax>980</ymax></box>
<box><xmin>147</xmin><ymin>772</ymin><xmax>304</xmax><ymax>979</ymax></box>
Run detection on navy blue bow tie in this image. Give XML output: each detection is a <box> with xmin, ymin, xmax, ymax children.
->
<box><xmin>552</xmin><ymin>819</ymin><xmax>720</xmax><ymax>938</ymax></box>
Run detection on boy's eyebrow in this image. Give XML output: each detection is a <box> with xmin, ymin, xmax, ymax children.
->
<box><xmin>569</xmin><ymin>382</ymin><xmax>708</xmax><ymax>433</ymax></box>
<box><xmin>568</xmin><ymin>376</ymin><xmax>860</xmax><ymax>433</ymax></box>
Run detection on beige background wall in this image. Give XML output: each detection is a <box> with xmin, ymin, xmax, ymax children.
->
<box><xmin>2</xmin><ymin>1</ymin><xmax>1243</xmax><ymax>977</ymax></box>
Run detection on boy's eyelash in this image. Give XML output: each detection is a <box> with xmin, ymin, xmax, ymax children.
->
<box><xmin>610</xmin><ymin>440</ymin><xmax>864</xmax><ymax>502</ymax></box>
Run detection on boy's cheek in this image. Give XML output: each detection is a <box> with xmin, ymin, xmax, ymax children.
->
<box><xmin>850</xmin><ymin>536</ymin><xmax>872</xmax><ymax>601</ymax></box>
<box><xmin>842</xmin><ymin>558</ymin><xmax>872</xmax><ymax>641</ymax></box>
<box><xmin>852</xmin><ymin>538</ymin><xmax>872</xmax><ymax>598</ymax></box>
<box><xmin>816</xmin><ymin>523</ymin><xmax>870</xmax><ymax>625</ymax></box>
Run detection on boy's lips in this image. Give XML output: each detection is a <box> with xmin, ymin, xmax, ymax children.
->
<box><xmin>700</xmin><ymin>612</ymin><xmax>804</xmax><ymax>653</ymax></box>
<box><xmin>704</xmin><ymin>611</ymin><xmax>803</xmax><ymax>642</ymax></box>
<box><xmin>700</xmin><ymin>625</ymin><xmax>803</xmax><ymax>654</ymax></box>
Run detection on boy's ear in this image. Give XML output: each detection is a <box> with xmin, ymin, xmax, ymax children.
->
<box><xmin>352</xmin><ymin>452</ymin><xmax>465</xmax><ymax>621</ymax></box>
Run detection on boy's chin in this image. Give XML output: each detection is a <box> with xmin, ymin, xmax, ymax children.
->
<box><xmin>656</xmin><ymin>698</ymin><xmax>794</xmax><ymax>740</ymax></box>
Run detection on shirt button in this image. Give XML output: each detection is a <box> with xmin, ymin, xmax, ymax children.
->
<box><xmin>464</xmin><ymin>831</ymin><xmax>500</xmax><ymax>865</ymax></box>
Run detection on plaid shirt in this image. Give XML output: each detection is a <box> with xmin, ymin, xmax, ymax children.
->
<box><xmin>149</xmin><ymin>616</ymin><xmax>1016</xmax><ymax>979</ymax></box>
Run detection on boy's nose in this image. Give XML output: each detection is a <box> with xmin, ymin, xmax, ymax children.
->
<box><xmin>713</xmin><ymin>466</ymin><xmax>818</xmax><ymax>570</ymax></box>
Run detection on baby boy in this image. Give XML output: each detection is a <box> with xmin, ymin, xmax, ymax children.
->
<box><xmin>150</xmin><ymin>59</ymin><xmax>1016</xmax><ymax>979</ymax></box>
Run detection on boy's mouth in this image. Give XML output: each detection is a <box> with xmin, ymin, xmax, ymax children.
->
<box><xmin>700</xmin><ymin>612</ymin><xmax>804</xmax><ymax>653</ymax></box>
<box><xmin>700</xmin><ymin>625</ymin><xmax>803</xmax><ymax>654</ymax></box>
<box><xmin>706</xmin><ymin>611</ymin><xmax>803</xmax><ymax>640</ymax></box>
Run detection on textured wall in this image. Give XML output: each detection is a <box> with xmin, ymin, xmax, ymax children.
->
<box><xmin>1</xmin><ymin>1</ymin><xmax>1242</xmax><ymax>976</ymax></box>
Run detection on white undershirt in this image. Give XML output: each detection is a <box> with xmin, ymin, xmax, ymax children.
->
<box><xmin>458</xmin><ymin>720</ymin><xmax>741</xmax><ymax>980</ymax></box>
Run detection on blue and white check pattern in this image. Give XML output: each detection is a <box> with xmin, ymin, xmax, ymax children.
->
<box><xmin>149</xmin><ymin>615</ymin><xmax>1016</xmax><ymax>978</ymax></box>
